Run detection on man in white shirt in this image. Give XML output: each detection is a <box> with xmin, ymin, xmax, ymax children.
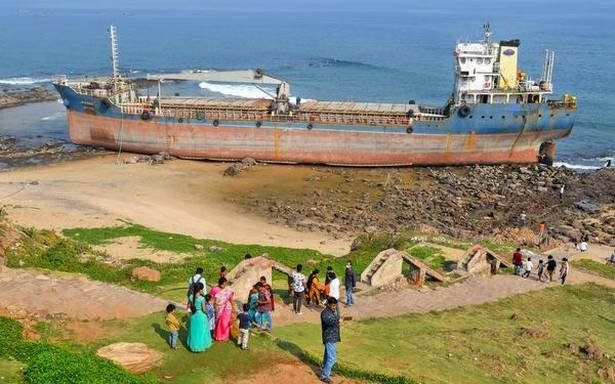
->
<box><xmin>579</xmin><ymin>241</ymin><xmax>588</xmax><ymax>252</ymax></box>
<box><xmin>327</xmin><ymin>271</ymin><xmax>340</xmax><ymax>318</ymax></box>
<box><xmin>291</xmin><ymin>264</ymin><xmax>307</xmax><ymax>315</ymax></box>
<box><xmin>186</xmin><ymin>267</ymin><xmax>206</xmax><ymax>311</ymax></box>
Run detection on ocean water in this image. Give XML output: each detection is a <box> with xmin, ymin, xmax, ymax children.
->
<box><xmin>1</xmin><ymin>0</ymin><xmax>613</xmax><ymax>168</ymax></box>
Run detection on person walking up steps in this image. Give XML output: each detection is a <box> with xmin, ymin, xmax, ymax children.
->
<box><xmin>522</xmin><ymin>257</ymin><xmax>533</xmax><ymax>278</ymax></box>
<box><xmin>237</xmin><ymin>304</ymin><xmax>251</xmax><ymax>350</ymax></box>
<box><xmin>546</xmin><ymin>255</ymin><xmax>557</xmax><ymax>282</ymax></box>
<box><xmin>344</xmin><ymin>261</ymin><xmax>356</xmax><ymax>306</ymax></box>
<box><xmin>536</xmin><ymin>259</ymin><xmax>545</xmax><ymax>282</ymax></box>
<box><xmin>513</xmin><ymin>248</ymin><xmax>523</xmax><ymax>276</ymax></box>
<box><xmin>320</xmin><ymin>297</ymin><xmax>340</xmax><ymax>384</ymax></box>
<box><xmin>560</xmin><ymin>257</ymin><xmax>570</xmax><ymax>285</ymax></box>
<box><xmin>291</xmin><ymin>264</ymin><xmax>307</xmax><ymax>315</ymax></box>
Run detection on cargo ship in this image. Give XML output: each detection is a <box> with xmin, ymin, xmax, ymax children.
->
<box><xmin>53</xmin><ymin>24</ymin><xmax>576</xmax><ymax>166</ymax></box>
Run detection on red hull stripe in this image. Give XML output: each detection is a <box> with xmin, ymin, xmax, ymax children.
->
<box><xmin>67</xmin><ymin>111</ymin><xmax>568</xmax><ymax>166</ymax></box>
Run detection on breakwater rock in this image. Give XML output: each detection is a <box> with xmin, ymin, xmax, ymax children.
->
<box><xmin>0</xmin><ymin>87</ymin><xmax>58</xmax><ymax>110</ymax></box>
<box><xmin>239</xmin><ymin>164</ymin><xmax>615</xmax><ymax>247</ymax></box>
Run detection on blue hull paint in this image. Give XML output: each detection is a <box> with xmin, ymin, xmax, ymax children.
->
<box><xmin>55</xmin><ymin>84</ymin><xmax>575</xmax><ymax>137</ymax></box>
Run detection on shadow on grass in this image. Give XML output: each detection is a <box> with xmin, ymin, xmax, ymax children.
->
<box><xmin>151</xmin><ymin>322</ymin><xmax>190</xmax><ymax>349</ymax></box>
<box><xmin>273</xmin><ymin>339</ymin><xmax>416</xmax><ymax>384</ymax></box>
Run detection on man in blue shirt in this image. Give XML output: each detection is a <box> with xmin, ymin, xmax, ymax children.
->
<box><xmin>320</xmin><ymin>297</ymin><xmax>340</xmax><ymax>383</ymax></box>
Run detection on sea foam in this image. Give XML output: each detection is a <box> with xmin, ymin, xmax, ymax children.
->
<box><xmin>198</xmin><ymin>82</ymin><xmax>275</xmax><ymax>99</ymax></box>
<box><xmin>0</xmin><ymin>77</ymin><xmax>50</xmax><ymax>85</ymax></box>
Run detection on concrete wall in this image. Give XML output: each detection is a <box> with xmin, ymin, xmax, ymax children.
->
<box><xmin>369</xmin><ymin>252</ymin><xmax>404</xmax><ymax>287</ymax></box>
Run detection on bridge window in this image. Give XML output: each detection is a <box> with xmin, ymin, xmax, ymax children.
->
<box><xmin>477</xmin><ymin>58</ymin><xmax>483</xmax><ymax>64</ymax></box>
<box><xmin>460</xmin><ymin>57</ymin><xmax>466</xmax><ymax>64</ymax></box>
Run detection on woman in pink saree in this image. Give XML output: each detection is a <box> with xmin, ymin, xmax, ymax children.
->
<box><xmin>210</xmin><ymin>277</ymin><xmax>235</xmax><ymax>341</ymax></box>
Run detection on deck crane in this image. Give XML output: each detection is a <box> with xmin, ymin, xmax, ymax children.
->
<box><xmin>147</xmin><ymin>69</ymin><xmax>291</xmax><ymax>113</ymax></box>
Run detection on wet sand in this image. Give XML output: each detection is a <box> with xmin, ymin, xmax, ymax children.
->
<box><xmin>0</xmin><ymin>155</ymin><xmax>350</xmax><ymax>255</ymax></box>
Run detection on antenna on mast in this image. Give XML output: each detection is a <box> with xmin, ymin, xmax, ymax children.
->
<box><xmin>482</xmin><ymin>22</ymin><xmax>491</xmax><ymax>45</ymax></box>
<box><xmin>108</xmin><ymin>25</ymin><xmax>121</xmax><ymax>89</ymax></box>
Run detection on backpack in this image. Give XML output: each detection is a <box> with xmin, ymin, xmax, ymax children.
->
<box><xmin>186</xmin><ymin>275</ymin><xmax>200</xmax><ymax>298</ymax></box>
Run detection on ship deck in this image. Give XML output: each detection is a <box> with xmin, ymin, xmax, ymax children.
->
<box><xmin>119</xmin><ymin>96</ymin><xmax>447</xmax><ymax>126</ymax></box>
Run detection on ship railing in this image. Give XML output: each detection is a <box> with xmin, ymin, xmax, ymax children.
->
<box><xmin>119</xmin><ymin>103</ymin><xmax>448</xmax><ymax>126</ymax></box>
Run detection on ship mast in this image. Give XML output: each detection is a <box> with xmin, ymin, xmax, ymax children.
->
<box><xmin>109</xmin><ymin>24</ymin><xmax>121</xmax><ymax>91</ymax></box>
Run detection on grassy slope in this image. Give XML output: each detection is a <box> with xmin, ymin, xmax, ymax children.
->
<box><xmin>0</xmin><ymin>359</ymin><xmax>25</xmax><ymax>384</ymax></box>
<box><xmin>46</xmin><ymin>312</ymin><xmax>301</xmax><ymax>384</ymax></box>
<box><xmin>573</xmin><ymin>259</ymin><xmax>615</xmax><ymax>280</ymax></box>
<box><xmin>274</xmin><ymin>284</ymin><xmax>615</xmax><ymax>384</ymax></box>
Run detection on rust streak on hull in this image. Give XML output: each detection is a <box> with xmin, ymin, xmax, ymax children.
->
<box><xmin>67</xmin><ymin>110</ymin><xmax>567</xmax><ymax>166</ymax></box>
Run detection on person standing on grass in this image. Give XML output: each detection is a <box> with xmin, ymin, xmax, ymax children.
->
<box><xmin>187</xmin><ymin>282</ymin><xmax>213</xmax><ymax>352</ymax></box>
<box><xmin>343</xmin><ymin>261</ymin><xmax>356</xmax><ymax>306</ymax></box>
<box><xmin>237</xmin><ymin>304</ymin><xmax>251</xmax><ymax>351</ymax></box>
<box><xmin>220</xmin><ymin>266</ymin><xmax>228</xmax><ymax>279</ymax></box>
<box><xmin>546</xmin><ymin>255</ymin><xmax>557</xmax><ymax>282</ymax></box>
<box><xmin>328</xmin><ymin>271</ymin><xmax>341</xmax><ymax>318</ymax></box>
<box><xmin>536</xmin><ymin>259</ymin><xmax>545</xmax><ymax>282</ymax></box>
<box><xmin>211</xmin><ymin>277</ymin><xmax>235</xmax><ymax>341</ymax></box>
<box><xmin>291</xmin><ymin>264</ymin><xmax>307</xmax><ymax>315</ymax></box>
<box><xmin>320</xmin><ymin>297</ymin><xmax>340</xmax><ymax>384</ymax></box>
<box><xmin>308</xmin><ymin>269</ymin><xmax>323</xmax><ymax>307</ymax></box>
<box><xmin>165</xmin><ymin>303</ymin><xmax>180</xmax><ymax>350</ymax></box>
<box><xmin>522</xmin><ymin>257</ymin><xmax>533</xmax><ymax>278</ymax></box>
<box><xmin>186</xmin><ymin>267</ymin><xmax>206</xmax><ymax>311</ymax></box>
<box><xmin>247</xmin><ymin>283</ymin><xmax>261</xmax><ymax>326</ymax></box>
<box><xmin>560</xmin><ymin>258</ymin><xmax>570</xmax><ymax>285</ymax></box>
<box><xmin>256</xmin><ymin>282</ymin><xmax>272</xmax><ymax>332</ymax></box>
<box><xmin>260</xmin><ymin>276</ymin><xmax>275</xmax><ymax>312</ymax></box>
<box><xmin>204</xmin><ymin>294</ymin><xmax>216</xmax><ymax>338</ymax></box>
<box><xmin>513</xmin><ymin>248</ymin><xmax>523</xmax><ymax>276</ymax></box>
<box><xmin>608</xmin><ymin>249</ymin><xmax>615</xmax><ymax>264</ymax></box>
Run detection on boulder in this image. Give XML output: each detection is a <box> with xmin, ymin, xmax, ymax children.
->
<box><xmin>241</xmin><ymin>157</ymin><xmax>257</xmax><ymax>167</ymax></box>
<box><xmin>223</xmin><ymin>163</ymin><xmax>243</xmax><ymax>176</ymax></box>
<box><xmin>207</xmin><ymin>245</ymin><xmax>225</xmax><ymax>253</ymax></box>
<box><xmin>131</xmin><ymin>266</ymin><xmax>161</xmax><ymax>282</ymax></box>
<box><xmin>97</xmin><ymin>342</ymin><xmax>163</xmax><ymax>374</ymax></box>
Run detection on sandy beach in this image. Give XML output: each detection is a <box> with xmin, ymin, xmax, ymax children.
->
<box><xmin>0</xmin><ymin>155</ymin><xmax>350</xmax><ymax>255</ymax></box>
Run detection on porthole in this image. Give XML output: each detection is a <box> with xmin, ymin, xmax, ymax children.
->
<box><xmin>489</xmin><ymin>116</ymin><xmax>493</xmax><ymax>119</ymax></box>
<box><xmin>501</xmin><ymin>115</ymin><xmax>506</xmax><ymax>119</ymax></box>
<box><xmin>481</xmin><ymin>116</ymin><xmax>485</xmax><ymax>119</ymax></box>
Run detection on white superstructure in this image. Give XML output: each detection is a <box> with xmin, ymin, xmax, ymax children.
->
<box><xmin>453</xmin><ymin>23</ymin><xmax>556</xmax><ymax>106</ymax></box>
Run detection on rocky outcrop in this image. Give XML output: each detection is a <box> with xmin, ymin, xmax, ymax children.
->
<box><xmin>96</xmin><ymin>342</ymin><xmax>163</xmax><ymax>374</ymax></box>
<box><xmin>131</xmin><ymin>266</ymin><xmax>161</xmax><ymax>282</ymax></box>
<box><xmin>0</xmin><ymin>87</ymin><xmax>58</xmax><ymax>110</ymax></box>
<box><xmin>244</xmin><ymin>165</ymin><xmax>615</xmax><ymax>246</ymax></box>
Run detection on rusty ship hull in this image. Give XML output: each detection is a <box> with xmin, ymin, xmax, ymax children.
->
<box><xmin>57</xmin><ymin>83</ymin><xmax>574</xmax><ymax>166</ymax></box>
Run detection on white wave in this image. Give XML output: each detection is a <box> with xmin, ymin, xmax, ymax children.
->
<box><xmin>0</xmin><ymin>77</ymin><xmax>51</xmax><ymax>85</ymax></box>
<box><xmin>198</xmin><ymin>82</ymin><xmax>274</xmax><ymax>99</ymax></box>
<box><xmin>41</xmin><ymin>111</ymin><xmax>65</xmax><ymax>121</ymax></box>
<box><xmin>593</xmin><ymin>156</ymin><xmax>614</xmax><ymax>162</ymax></box>
<box><xmin>553</xmin><ymin>162</ymin><xmax>600</xmax><ymax>170</ymax></box>
<box><xmin>290</xmin><ymin>97</ymin><xmax>317</xmax><ymax>104</ymax></box>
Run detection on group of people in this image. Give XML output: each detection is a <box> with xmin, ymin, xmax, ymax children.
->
<box><xmin>290</xmin><ymin>262</ymin><xmax>357</xmax><ymax>315</ymax></box>
<box><xmin>512</xmin><ymin>248</ymin><xmax>569</xmax><ymax>284</ymax></box>
<box><xmin>165</xmin><ymin>267</ymin><xmax>236</xmax><ymax>352</ymax></box>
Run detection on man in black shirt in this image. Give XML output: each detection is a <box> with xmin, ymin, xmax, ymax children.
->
<box><xmin>546</xmin><ymin>255</ymin><xmax>557</xmax><ymax>282</ymax></box>
<box><xmin>320</xmin><ymin>297</ymin><xmax>340</xmax><ymax>383</ymax></box>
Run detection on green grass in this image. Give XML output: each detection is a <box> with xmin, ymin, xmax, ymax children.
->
<box><xmin>274</xmin><ymin>284</ymin><xmax>615</xmax><ymax>384</ymax></box>
<box><xmin>45</xmin><ymin>312</ymin><xmax>305</xmax><ymax>384</ymax></box>
<box><xmin>8</xmin><ymin>222</ymin><xmax>517</xmax><ymax>301</ymax></box>
<box><xmin>407</xmin><ymin>245</ymin><xmax>452</xmax><ymax>272</ymax></box>
<box><xmin>0</xmin><ymin>318</ymin><xmax>157</xmax><ymax>384</ymax></box>
<box><xmin>0</xmin><ymin>359</ymin><xmax>24</xmax><ymax>384</ymax></box>
<box><xmin>572</xmin><ymin>259</ymin><xmax>615</xmax><ymax>280</ymax></box>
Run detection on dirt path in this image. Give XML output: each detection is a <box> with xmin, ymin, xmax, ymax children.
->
<box><xmin>0</xmin><ymin>267</ymin><xmax>169</xmax><ymax>320</ymax></box>
<box><xmin>0</xmin><ymin>155</ymin><xmax>350</xmax><ymax>256</ymax></box>
<box><xmin>272</xmin><ymin>271</ymin><xmax>615</xmax><ymax>326</ymax></box>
